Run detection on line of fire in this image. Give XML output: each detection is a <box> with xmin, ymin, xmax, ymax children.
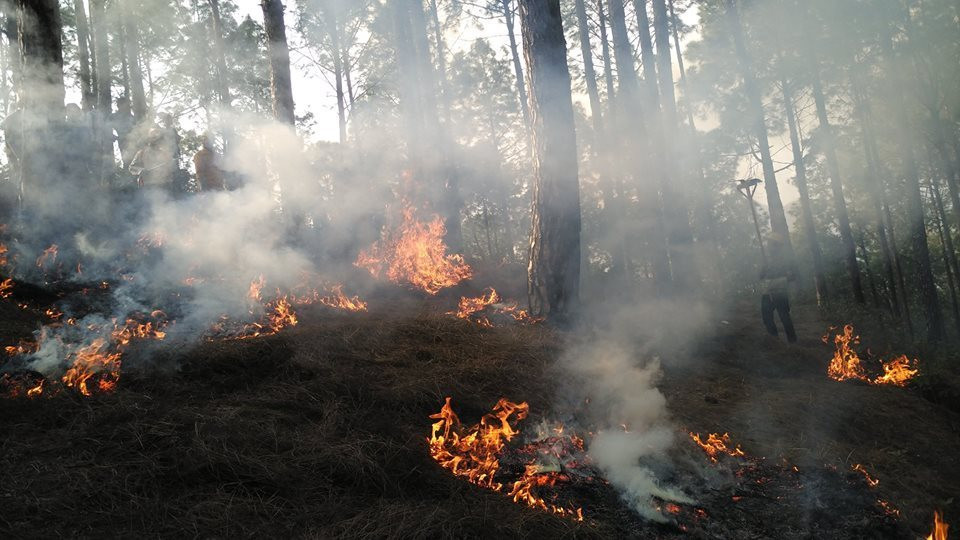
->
<box><xmin>0</xmin><ymin>0</ymin><xmax>956</xmax><ymax>538</ymax></box>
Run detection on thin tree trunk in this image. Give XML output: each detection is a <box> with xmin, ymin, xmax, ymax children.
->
<box><xmin>725</xmin><ymin>0</ymin><xmax>792</xmax><ymax>258</ymax></box>
<box><xmin>781</xmin><ymin>76</ymin><xmax>827</xmax><ymax>304</ymax></box>
<box><xmin>596</xmin><ymin>0</ymin><xmax>615</xmax><ymax>110</ymax></box>
<box><xmin>573</xmin><ymin>0</ymin><xmax>602</xmax><ymax>135</ymax></box>
<box><xmin>324</xmin><ymin>2</ymin><xmax>347</xmax><ymax>144</ymax></box>
<box><xmin>929</xmin><ymin>179</ymin><xmax>960</xmax><ymax>334</ymax></box>
<box><xmin>89</xmin><ymin>0</ymin><xmax>113</xmax><ymax>185</ymax></box>
<box><xmin>607</xmin><ymin>0</ymin><xmax>670</xmax><ymax>289</ymax></box>
<box><xmin>880</xmin><ymin>30</ymin><xmax>942</xmax><ymax>342</ymax></box>
<box><xmin>502</xmin><ymin>0</ymin><xmax>531</xmax><ymax>134</ymax></box>
<box><xmin>519</xmin><ymin>0</ymin><xmax>581</xmax><ymax>321</ymax></box>
<box><xmin>426</xmin><ymin>0</ymin><xmax>451</xmax><ymax>121</ymax></box>
<box><xmin>73</xmin><ymin>0</ymin><xmax>94</xmax><ymax>111</ymax></box>
<box><xmin>858</xmin><ymin>232</ymin><xmax>883</xmax><ymax>311</ymax></box>
<box><xmin>208</xmin><ymin>0</ymin><xmax>231</xmax><ymax>107</ymax></box>
<box><xmin>120</xmin><ymin>0</ymin><xmax>147</xmax><ymax>121</ymax></box>
<box><xmin>810</xmin><ymin>73</ymin><xmax>864</xmax><ymax>304</ymax></box>
<box><xmin>261</xmin><ymin>0</ymin><xmax>295</xmax><ymax>126</ymax></box>
<box><xmin>652</xmin><ymin>0</ymin><xmax>697</xmax><ymax>289</ymax></box>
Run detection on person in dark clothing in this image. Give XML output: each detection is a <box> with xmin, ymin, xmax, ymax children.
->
<box><xmin>760</xmin><ymin>235</ymin><xmax>797</xmax><ymax>343</ymax></box>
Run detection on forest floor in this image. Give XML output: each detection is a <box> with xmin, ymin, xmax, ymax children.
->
<box><xmin>0</xmin><ymin>286</ymin><xmax>957</xmax><ymax>538</ymax></box>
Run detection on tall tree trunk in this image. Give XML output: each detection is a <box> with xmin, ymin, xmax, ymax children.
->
<box><xmin>519</xmin><ymin>0</ymin><xmax>581</xmax><ymax>321</ymax></box>
<box><xmin>573</xmin><ymin>0</ymin><xmax>602</xmax><ymax>135</ymax></box>
<box><xmin>596</xmin><ymin>0</ymin><xmax>615</xmax><ymax>111</ymax></box>
<box><xmin>607</xmin><ymin>0</ymin><xmax>670</xmax><ymax>289</ymax></box>
<box><xmin>810</xmin><ymin>73</ymin><xmax>864</xmax><ymax>304</ymax></box>
<box><xmin>853</xmin><ymin>72</ymin><xmax>901</xmax><ymax>318</ymax></box>
<box><xmin>781</xmin><ymin>76</ymin><xmax>827</xmax><ymax>304</ymax></box>
<box><xmin>89</xmin><ymin>0</ymin><xmax>113</xmax><ymax>185</ymax></box>
<box><xmin>323</xmin><ymin>2</ymin><xmax>347</xmax><ymax>144</ymax></box>
<box><xmin>426</xmin><ymin>0</ymin><xmax>451</xmax><ymax>121</ymax></box>
<box><xmin>929</xmin><ymin>179</ymin><xmax>960</xmax><ymax>334</ymax></box>
<box><xmin>501</xmin><ymin>0</ymin><xmax>531</xmax><ymax>135</ymax></box>
<box><xmin>724</xmin><ymin>0</ymin><xmax>792</xmax><ymax>258</ymax></box>
<box><xmin>261</xmin><ymin>0</ymin><xmax>295</xmax><ymax>126</ymax></box>
<box><xmin>652</xmin><ymin>0</ymin><xmax>697</xmax><ymax>289</ymax></box>
<box><xmin>208</xmin><ymin>0</ymin><xmax>231</xmax><ymax>108</ymax></box>
<box><xmin>14</xmin><ymin>0</ymin><xmax>65</xmax><ymax>206</ymax></box>
<box><xmin>879</xmin><ymin>30</ymin><xmax>942</xmax><ymax>342</ymax></box>
<box><xmin>73</xmin><ymin>0</ymin><xmax>94</xmax><ymax>111</ymax></box>
<box><xmin>858</xmin><ymin>232</ymin><xmax>883</xmax><ymax>311</ymax></box>
<box><xmin>119</xmin><ymin>0</ymin><xmax>147</xmax><ymax>121</ymax></box>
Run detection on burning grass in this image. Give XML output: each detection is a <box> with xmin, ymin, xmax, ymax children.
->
<box><xmin>356</xmin><ymin>203</ymin><xmax>472</xmax><ymax>295</ymax></box>
<box><xmin>823</xmin><ymin>325</ymin><xmax>919</xmax><ymax>386</ymax></box>
<box><xmin>452</xmin><ymin>287</ymin><xmax>539</xmax><ymax>327</ymax></box>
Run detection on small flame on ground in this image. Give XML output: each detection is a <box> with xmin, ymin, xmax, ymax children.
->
<box><xmin>317</xmin><ymin>285</ymin><xmax>368</xmax><ymax>312</ymax></box>
<box><xmin>851</xmin><ymin>464</ymin><xmax>879</xmax><ymax>488</ymax></box>
<box><xmin>356</xmin><ymin>203</ymin><xmax>472</xmax><ymax>295</ymax></box>
<box><xmin>690</xmin><ymin>432</ymin><xmax>745</xmax><ymax>463</ymax></box>
<box><xmin>927</xmin><ymin>510</ymin><xmax>949</xmax><ymax>540</ymax></box>
<box><xmin>823</xmin><ymin>325</ymin><xmax>918</xmax><ymax>386</ymax></box>
<box><xmin>36</xmin><ymin>244</ymin><xmax>58</xmax><ymax>269</ymax></box>
<box><xmin>428</xmin><ymin>397</ymin><xmax>583</xmax><ymax>520</ymax></box>
<box><xmin>452</xmin><ymin>287</ymin><xmax>538</xmax><ymax>327</ymax></box>
<box><xmin>0</xmin><ymin>278</ymin><xmax>12</xmax><ymax>298</ymax></box>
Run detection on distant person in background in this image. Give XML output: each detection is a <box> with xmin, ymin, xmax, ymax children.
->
<box><xmin>111</xmin><ymin>97</ymin><xmax>136</xmax><ymax>169</ymax></box>
<box><xmin>760</xmin><ymin>234</ymin><xmax>797</xmax><ymax>343</ymax></box>
<box><xmin>193</xmin><ymin>135</ymin><xmax>226</xmax><ymax>191</ymax></box>
<box><xmin>130</xmin><ymin>113</ymin><xmax>188</xmax><ymax>194</ymax></box>
<box><xmin>61</xmin><ymin>104</ymin><xmax>96</xmax><ymax>184</ymax></box>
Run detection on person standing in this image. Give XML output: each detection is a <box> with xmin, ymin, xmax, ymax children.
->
<box><xmin>760</xmin><ymin>234</ymin><xmax>797</xmax><ymax>343</ymax></box>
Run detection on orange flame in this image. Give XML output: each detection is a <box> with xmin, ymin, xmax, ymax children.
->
<box><xmin>927</xmin><ymin>510</ymin><xmax>949</xmax><ymax>540</ymax></box>
<box><xmin>356</xmin><ymin>204</ymin><xmax>472</xmax><ymax>295</ymax></box>
<box><xmin>317</xmin><ymin>284</ymin><xmax>368</xmax><ymax>312</ymax></box>
<box><xmin>823</xmin><ymin>325</ymin><xmax>918</xmax><ymax>386</ymax></box>
<box><xmin>0</xmin><ymin>242</ymin><xmax>8</xmax><ymax>267</ymax></box>
<box><xmin>851</xmin><ymin>464</ymin><xmax>879</xmax><ymax>488</ymax></box>
<box><xmin>428</xmin><ymin>397</ymin><xmax>583</xmax><ymax>520</ymax></box>
<box><xmin>61</xmin><ymin>338</ymin><xmax>122</xmax><ymax>396</ymax></box>
<box><xmin>0</xmin><ymin>278</ymin><xmax>12</xmax><ymax>298</ymax></box>
<box><xmin>690</xmin><ymin>432</ymin><xmax>745</xmax><ymax>463</ymax></box>
<box><xmin>36</xmin><ymin>244</ymin><xmax>58</xmax><ymax>269</ymax></box>
<box><xmin>453</xmin><ymin>287</ymin><xmax>538</xmax><ymax>327</ymax></box>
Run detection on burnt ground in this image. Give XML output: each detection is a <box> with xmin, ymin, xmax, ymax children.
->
<box><xmin>0</xmin><ymin>287</ymin><xmax>957</xmax><ymax>539</ymax></box>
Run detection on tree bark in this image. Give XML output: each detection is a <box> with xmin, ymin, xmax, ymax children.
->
<box><xmin>607</xmin><ymin>0</ymin><xmax>670</xmax><ymax>289</ymax></box>
<box><xmin>652</xmin><ymin>0</ymin><xmax>697</xmax><ymax>289</ymax></box>
<box><xmin>880</xmin><ymin>30</ymin><xmax>942</xmax><ymax>342</ymax></box>
<box><xmin>573</xmin><ymin>0</ymin><xmax>602</xmax><ymax>135</ymax></box>
<box><xmin>810</xmin><ymin>73</ymin><xmax>864</xmax><ymax>304</ymax></box>
<box><xmin>426</xmin><ymin>0</ymin><xmax>451</xmax><ymax>121</ymax></box>
<box><xmin>519</xmin><ymin>0</ymin><xmax>581</xmax><ymax>321</ymax></box>
<box><xmin>73</xmin><ymin>0</ymin><xmax>94</xmax><ymax>111</ymax></box>
<box><xmin>208</xmin><ymin>0</ymin><xmax>232</xmax><ymax>108</ymax></box>
<box><xmin>501</xmin><ymin>0</ymin><xmax>531</xmax><ymax>134</ymax></box>
<box><xmin>724</xmin><ymin>0</ymin><xmax>792</xmax><ymax>258</ymax></box>
<box><xmin>929</xmin><ymin>179</ymin><xmax>960</xmax><ymax>334</ymax></box>
<box><xmin>89</xmin><ymin>0</ymin><xmax>113</xmax><ymax>184</ymax></box>
<box><xmin>781</xmin><ymin>76</ymin><xmax>827</xmax><ymax>304</ymax></box>
<box><xmin>261</xmin><ymin>0</ymin><xmax>295</xmax><ymax>126</ymax></box>
<box><xmin>595</xmin><ymin>0</ymin><xmax>615</xmax><ymax>110</ymax></box>
<box><xmin>118</xmin><ymin>0</ymin><xmax>147</xmax><ymax>121</ymax></box>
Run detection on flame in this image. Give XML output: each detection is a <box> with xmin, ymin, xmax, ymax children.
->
<box><xmin>356</xmin><ymin>204</ymin><xmax>472</xmax><ymax>295</ymax></box>
<box><xmin>317</xmin><ymin>284</ymin><xmax>368</xmax><ymax>312</ymax></box>
<box><xmin>0</xmin><ymin>277</ymin><xmax>12</xmax><ymax>298</ymax></box>
<box><xmin>690</xmin><ymin>432</ymin><xmax>745</xmax><ymax>462</ymax></box>
<box><xmin>36</xmin><ymin>244</ymin><xmax>58</xmax><ymax>269</ymax></box>
<box><xmin>61</xmin><ymin>338</ymin><xmax>122</xmax><ymax>396</ymax></box>
<box><xmin>927</xmin><ymin>510</ymin><xmax>949</xmax><ymax>540</ymax></box>
<box><xmin>824</xmin><ymin>325</ymin><xmax>918</xmax><ymax>386</ymax></box>
<box><xmin>851</xmin><ymin>463</ymin><xmax>879</xmax><ymax>487</ymax></box>
<box><xmin>248</xmin><ymin>275</ymin><xmax>266</xmax><ymax>302</ymax></box>
<box><xmin>428</xmin><ymin>397</ymin><xmax>583</xmax><ymax>520</ymax></box>
<box><xmin>0</xmin><ymin>242</ymin><xmax>8</xmax><ymax>266</ymax></box>
<box><xmin>453</xmin><ymin>287</ymin><xmax>538</xmax><ymax>327</ymax></box>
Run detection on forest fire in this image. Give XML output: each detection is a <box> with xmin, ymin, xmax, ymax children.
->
<box><xmin>356</xmin><ymin>204</ymin><xmax>472</xmax><ymax>294</ymax></box>
<box><xmin>927</xmin><ymin>510</ymin><xmax>949</xmax><ymax>540</ymax></box>
<box><xmin>852</xmin><ymin>464</ymin><xmax>879</xmax><ymax>488</ymax></box>
<box><xmin>823</xmin><ymin>325</ymin><xmax>919</xmax><ymax>386</ymax></box>
<box><xmin>0</xmin><ymin>277</ymin><xmax>12</xmax><ymax>298</ymax></box>
<box><xmin>453</xmin><ymin>288</ymin><xmax>538</xmax><ymax>327</ymax></box>
<box><xmin>689</xmin><ymin>432</ymin><xmax>746</xmax><ymax>463</ymax></box>
<box><xmin>317</xmin><ymin>284</ymin><xmax>368</xmax><ymax>311</ymax></box>
<box><xmin>428</xmin><ymin>397</ymin><xmax>583</xmax><ymax>520</ymax></box>
<box><xmin>35</xmin><ymin>244</ymin><xmax>58</xmax><ymax>269</ymax></box>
